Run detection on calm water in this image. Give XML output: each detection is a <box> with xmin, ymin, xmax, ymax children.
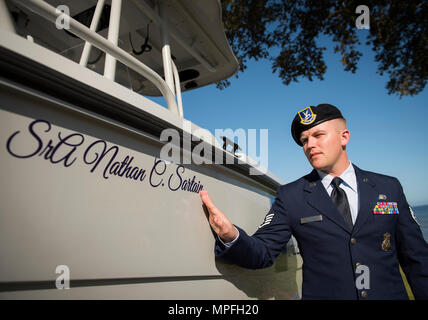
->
<box><xmin>413</xmin><ymin>205</ymin><xmax>428</xmax><ymax>242</ymax></box>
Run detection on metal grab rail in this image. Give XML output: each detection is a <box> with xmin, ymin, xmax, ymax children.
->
<box><xmin>79</xmin><ymin>0</ymin><xmax>105</xmax><ymax>67</ymax></box>
<box><xmin>12</xmin><ymin>0</ymin><xmax>179</xmax><ymax>115</ymax></box>
<box><xmin>171</xmin><ymin>60</ymin><xmax>183</xmax><ymax>118</ymax></box>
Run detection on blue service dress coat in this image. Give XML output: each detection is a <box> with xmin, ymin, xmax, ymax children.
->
<box><xmin>215</xmin><ymin>165</ymin><xmax>428</xmax><ymax>299</ymax></box>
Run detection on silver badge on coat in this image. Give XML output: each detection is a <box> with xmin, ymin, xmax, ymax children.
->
<box><xmin>409</xmin><ymin>206</ymin><xmax>420</xmax><ymax>226</ymax></box>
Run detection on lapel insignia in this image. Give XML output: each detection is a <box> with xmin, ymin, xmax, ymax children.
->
<box><xmin>309</xmin><ymin>182</ymin><xmax>317</xmax><ymax>187</ymax></box>
<box><xmin>373</xmin><ymin>202</ymin><xmax>399</xmax><ymax>215</ymax></box>
<box><xmin>378</xmin><ymin>194</ymin><xmax>387</xmax><ymax>200</ymax></box>
<box><xmin>382</xmin><ymin>232</ymin><xmax>391</xmax><ymax>251</ymax></box>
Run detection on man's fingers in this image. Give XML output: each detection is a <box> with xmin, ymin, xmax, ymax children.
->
<box><xmin>199</xmin><ymin>190</ymin><xmax>237</xmax><ymax>242</ymax></box>
<box><xmin>200</xmin><ymin>190</ymin><xmax>216</xmax><ymax>212</ymax></box>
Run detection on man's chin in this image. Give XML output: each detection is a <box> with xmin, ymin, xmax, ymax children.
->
<box><xmin>310</xmin><ymin>161</ymin><xmax>329</xmax><ymax>172</ymax></box>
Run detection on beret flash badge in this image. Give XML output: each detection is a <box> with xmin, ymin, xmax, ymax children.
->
<box><xmin>298</xmin><ymin>107</ymin><xmax>317</xmax><ymax>125</ymax></box>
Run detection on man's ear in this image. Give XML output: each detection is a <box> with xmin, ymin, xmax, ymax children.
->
<box><xmin>341</xmin><ymin>129</ymin><xmax>350</xmax><ymax>147</ymax></box>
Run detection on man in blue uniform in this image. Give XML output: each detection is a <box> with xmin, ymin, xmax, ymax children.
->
<box><xmin>200</xmin><ymin>103</ymin><xmax>428</xmax><ymax>300</ymax></box>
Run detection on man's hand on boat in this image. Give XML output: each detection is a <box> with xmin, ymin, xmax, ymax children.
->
<box><xmin>200</xmin><ymin>190</ymin><xmax>238</xmax><ymax>243</ymax></box>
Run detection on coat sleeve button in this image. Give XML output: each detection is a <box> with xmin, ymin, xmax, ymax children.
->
<box><xmin>361</xmin><ymin>291</ymin><xmax>368</xmax><ymax>298</ymax></box>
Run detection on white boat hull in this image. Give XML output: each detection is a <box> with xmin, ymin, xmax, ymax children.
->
<box><xmin>0</xmin><ymin>80</ymin><xmax>301</xmax><ymax>299</ymax></box>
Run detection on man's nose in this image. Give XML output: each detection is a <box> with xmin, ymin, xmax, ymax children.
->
<box><xmin>307</xmin><ymin>136</ymin><xmax>316</xmax><ymax>148</ymax></box>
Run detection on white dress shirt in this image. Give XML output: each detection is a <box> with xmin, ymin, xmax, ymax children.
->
<box><xmin>316</xmin><ymin>162</ymin><xmax>359</xmax><ymax>225</ymax></box>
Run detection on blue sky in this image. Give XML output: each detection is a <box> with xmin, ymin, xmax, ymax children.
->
<box><xmin>154</xmin><ymin>32</ymin><xmax>428</xmax><ymax>206</ymax></box>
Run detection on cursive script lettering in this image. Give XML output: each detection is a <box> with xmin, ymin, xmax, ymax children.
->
<box><xmin>38</xmin><ymin>132</ymin><xmax>83</xmax><ymax>167</ymax></box>
<box><xmin>107</xmin><ymin>155</ymin><xmax>147</xmax><ymax>182</ymax></box>
<box><xmin>83</xmin><ymin>139</ymin><xmax>119</xmax><ymax>179</ymax></box>
<box><xmin>7</xmin><ymin>119</ymin><xmax>83</xmax><ymax>167</ymax></box>
<box><xmin>6</xmin><ymin>119</ymin><xmax>203</xmax><ymax>192</ymax></box>
<box><xmin>168</xmin><ymin>165</ymin><xmax>203</xmax><ymax>193</ymax></box>
<box><xmin>149</xmin><ymin>159</ymin><xmax>166</xmax><ymax>187</ymax></box>
<box><xmin>7</xmin><ymin>119</ymin><xmax>50</xmax><ymax>159</ymax></box>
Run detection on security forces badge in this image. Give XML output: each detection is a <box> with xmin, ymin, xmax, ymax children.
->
<box><xmin>298</xmin><ymin>106</ymin><xmax>317</xmax><ymax>125</ymax></box>
<box><xmin>409</xmin><ymin>205</ymin><xmax>420</xmax><ymax>226</ymax></box>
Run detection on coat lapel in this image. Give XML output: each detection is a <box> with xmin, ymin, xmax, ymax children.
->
<box><xmin>304</xmin><ymin>170</ymin><xmax>353</xmax><ymax>234</ymax></box>
<box><xmin>352</xmin><ymin>165</ymin><xmax>377</xmax><ymax>235</ymax></box>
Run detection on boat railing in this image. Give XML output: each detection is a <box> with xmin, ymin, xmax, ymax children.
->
<box><xmin>7</xmin><ymin>0</ymin><xmax>185</xmax><ymax>117</ymax></box>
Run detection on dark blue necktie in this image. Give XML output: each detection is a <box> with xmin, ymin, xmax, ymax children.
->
<box><xmin>331</xmin><ymin>177</ymin><xmax>353</xmax><ymax>229</ymax></box>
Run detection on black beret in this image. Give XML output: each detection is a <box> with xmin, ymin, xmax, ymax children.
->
<box><xmin>291</xmin><ymin>104</ymin><xmax>344</xmax><ymax>146</ymax></box>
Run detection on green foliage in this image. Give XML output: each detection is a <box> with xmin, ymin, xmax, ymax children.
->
<box><xmin>219</xmin><ymin>0</ymin><xmax>428</xmax><ymax>97</ymax></box>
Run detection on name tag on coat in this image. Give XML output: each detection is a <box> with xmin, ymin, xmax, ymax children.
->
<box><xmin>301</xmin><ymin>215</ymin><xmax>323</xmax><ymax>224</ymax></box>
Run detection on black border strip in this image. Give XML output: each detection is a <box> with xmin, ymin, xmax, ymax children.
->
<box><xmin>0</xmin><ymin>275</ymin><xmax>224</xmax><ymax>292</ymax></box>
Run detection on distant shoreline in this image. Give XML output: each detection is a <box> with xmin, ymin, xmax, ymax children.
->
<box><xmin>413</xmin><ymin>204</ymin><xmax>428</xmax><ymax>209</ymax></box>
